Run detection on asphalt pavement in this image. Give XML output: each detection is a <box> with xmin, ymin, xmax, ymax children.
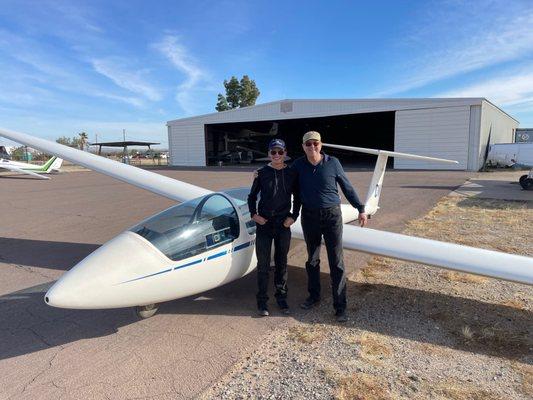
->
<box><xmin>0</xmin><ymin>167</ymin><xmax>470</xmax><ymax>399</ymax></box>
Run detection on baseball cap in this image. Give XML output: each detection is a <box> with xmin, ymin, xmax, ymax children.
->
<box><xmin>302</xmin><ymin>131</ymin><xmax>321</xmax><ymax>143</ymax></box>
<box><xmin>268</xmin><ymin>138</ymin><xmax>286</xmax><ymax>150</ymax></box>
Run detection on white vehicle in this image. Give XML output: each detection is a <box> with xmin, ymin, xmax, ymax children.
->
<box><xmin>487</xmin><ymin>143</ymin><xmax>533</xmax><ymax>168</ymax></box>
<box><xmin>487</xmin><ymin>143</ymin><xmax>533</xmax><ymax>190</ymax></box>
<box><xmin>0</xmin><ymin>155</ymin><xmax>63</xmax><ymax>179</ymax></box>
<box><xmin>1</xmin><ymin>127</ymin><xmax>532</xmax><ymax>319</ymax></box>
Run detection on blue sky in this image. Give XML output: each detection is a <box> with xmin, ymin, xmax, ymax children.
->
<box><xmin>1</xmin><ymin>0</ymin><xmax>532</xmax><ymax>148</ymax></box>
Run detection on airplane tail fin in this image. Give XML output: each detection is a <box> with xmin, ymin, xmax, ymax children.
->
<box><xmin>47</xmin><ymin>157</ymin><xmax>63</xmax><ymax>172</ymax></box>
<box><xmin>322</xmin><ymin>143</ymin><xmax>459</xmax><ymax>216</ymax></box>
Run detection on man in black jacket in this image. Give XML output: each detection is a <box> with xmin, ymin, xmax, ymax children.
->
<box><xmin>248</xmin><ymin>139</ymin><xmax>301</xmax><ymax>316</ymax></box>
<box><xmin>292</xmin><ymin>131</ymin><xmax>367</xmax><ymax>322</ymax></box>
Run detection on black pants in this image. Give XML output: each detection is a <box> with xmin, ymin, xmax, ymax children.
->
<box><xmin>301</xmin><ymin>205</ymin><xmax>346</xmax><ymax>312</ymax></box>
<box><xmin>255</xmin><ymin>219</ymin><xmax>291</xmax><ymax>307</ymax></box>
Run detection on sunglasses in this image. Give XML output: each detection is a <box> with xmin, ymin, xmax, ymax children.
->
<box><xmin>305</xmin><ymin>140</ymin><xmax>320</xmax><ymax>147</ymax></box>
<box><xmin>270</xmin><ymin>150</ymin><xmax>285</xmax><ymax>155</ymax></box>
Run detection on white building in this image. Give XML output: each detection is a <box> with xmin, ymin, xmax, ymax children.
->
<box><xmin>167</xmin><ymin>98</ymin><xmax>518</xmax><ymax>171</ymax></box>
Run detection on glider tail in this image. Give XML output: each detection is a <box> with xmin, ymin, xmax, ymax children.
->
<box><xmin>322</xmin><ymin>143</ymin><xmax>459</xmax><ymax>216</ymax></box>
<box><xmin>47</xmin><ymin>157</ymin><xmax>63</xmax><ymax>172</ymax></box>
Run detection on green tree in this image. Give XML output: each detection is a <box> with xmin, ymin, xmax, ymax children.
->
<box><xmin>224</xmin><ymin>76</ymin><xmax>241</xmax><ymax>109</ymax></box>
<box><xmin>239</xmin><ymin>75</ymin><xmax>260</xmax><ymax>107</ymax></box>
<box><xmin>78</xmin><ymin>131</ymin><xmax>89</xmax><ymax>151</ymax></box>
<box><xmin>215</xmin><ymin>75</ymin><xmax>260</xmax><ymax>111</ymax></box>
<box><xmin>56</xmin><ymin>135</ymin><xmax>81</xmax><ymax>148</ymax></box>
<box><xmin>11</xmin><ymin>146</ymin><xmax>27</xmax><ymax>160</ymax></box>
<box><xmin>215</xmin><ymin>94</ymin><xmax>230</xmax><ymax>112</ymax></box>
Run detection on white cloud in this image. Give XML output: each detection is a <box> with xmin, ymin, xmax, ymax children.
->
<box><xmin>381</xmin><ymin>1</ymin><xmax>533</xmax><ymax>95</ymax></box>
<box><xmin>91</xmin><ymin>58</ymin><xmax>163</xmax><ymax>101</ymax></box>
<box><xmin>0</xmin><ymin>36</ymin><xmax>146</xmax><ymax>108</ymax></box>
<box><xmin>437</xmin><ymin>69</ymin><xmax>533</xmax><ymax>107</ymax></box>
<box><xmin>153</xmin><ymin>35</ymin><xmax>210</xmax><ymax>114</ymax></box>
<box><xmin>91</xmin><ymin>91</ymin><xmax>145</xmax><ymax>108</ymax></box>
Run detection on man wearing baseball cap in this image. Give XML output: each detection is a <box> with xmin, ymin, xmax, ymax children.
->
<box><xmin>247</xmin><ymin>138</ymin><xmax>300</xmax><ymax>316</ymax></box>
<box><xmin>291</xmin><ymin>131</ymin><xmax>367</xmax><ymax>322</ymax></box>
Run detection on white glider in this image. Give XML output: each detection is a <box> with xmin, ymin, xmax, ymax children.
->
<box><xmin>0</xmin><ymin>127</ymin><xmax>531</xmax><ymax>319</ymax></box>
<box><xmin>0</xmin><ymin>155</ymin><xmax>63</xmax><ymax>179</ymax></box>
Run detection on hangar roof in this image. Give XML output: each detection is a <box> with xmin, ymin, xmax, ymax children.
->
<box><xmin>167</xmin><ymin>98</ymin><xmax>517</xmax><ymax>126</ymax></box>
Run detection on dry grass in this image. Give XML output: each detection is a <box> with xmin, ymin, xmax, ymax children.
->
<box><xmin>439</xmin><ymin>271</ymin><xmax>488</xmax><ymax>284</ymax></box>
<box><xmin>405</xmin><ymin>197</ymin><xmax>533</xmax><ymax>257</ymax></box>
<box><xmin>500</xmin><ymin>298</ymin><xmax>528</xmax><ymax>310</ymax></box>
<box><xmin>287</xmin><ymin>325</ymin><xmax>324</xmax><ymax>344</ymax></box>
<box><xmin>460</xmin><ymin>325</ymin><xmax>474</xmax><ymax>340</ymax></box>
<box><xmin>428</xmin><ymin>312</ymin><xmax>531</xmax><ymax>356</ymax></box>
<box><xmin>356</xmin><ymin>333</ymin><xmax>392</xmax><ymax>359</ymax></box>
<box><xmin>415</xmin><ymin>342</ymin><xmax>451</xmax><ymax>357</ymax></box>
<box><xmin>432</xmin><ymin>381</ymin><xmax>504</xmax><ymax>400</ymax></box>
<box><xmin>334</xmin><ymin>373</ymin><xmax>391</xmax><ymax>400</ymax></box>
<box><xmin>360</xmin><ymin>257</ymin><xmax>396</xmax><ymax>279</ymax></box>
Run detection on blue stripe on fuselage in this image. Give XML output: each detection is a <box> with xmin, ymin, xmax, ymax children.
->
<box><xmin>234</xmin><ymin>241</ymin><xmax>251</xmax><ymax>252</ymax></box>
<box><xmin>174</xmin><ymin>258</ymin><xmax>202</xmax><ymax>270</ymax></box>
<box><xmin>207</xmin><ymin>250</ymin><xmax>227</xmax><ymax>260</ymax></box>
<box><xmin>119</xmin><ymin>241</ymin><xmax>253</xmax><ymax>284</ymax></box>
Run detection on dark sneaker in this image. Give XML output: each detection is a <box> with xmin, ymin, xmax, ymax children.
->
<box><xmin>300</xmin><ymin>297</ymin><xmax>320</xmax><ymax>310</ymax></box>
<box><xmin>335</xmin><ymin>310</ymin><xmax>348</xmax><ymax>323</ymax></box>
<box><xmin>277</xmin><ymin>300</ymin><xmax>290</xmax><ymax>315</ymax></box>
<box><xmin>258</xmin><ymin>307</ymin><xmax>269</xmax><ymax>317</ymax></box>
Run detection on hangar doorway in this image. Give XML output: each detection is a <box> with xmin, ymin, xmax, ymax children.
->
<box><xmin>205</xmin><ymin>111</ymin><xmax>395</xmax><ymax>167</ymax></box>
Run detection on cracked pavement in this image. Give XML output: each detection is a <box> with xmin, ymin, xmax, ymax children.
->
<box><xmin>0</xmin><ymin>168</ymin><xmax>469</xmax><ymax>399</ymax></box>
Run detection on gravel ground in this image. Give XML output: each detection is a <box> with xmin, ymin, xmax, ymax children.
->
<box><xmin>201</xmin><ymin>196</ymin><xmax>533</xmax><ymax>400</ymax></box>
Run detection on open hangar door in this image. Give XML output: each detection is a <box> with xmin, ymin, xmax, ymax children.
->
<box><xmin>204</xmin><ymin>111</ymin><xmax>395</xmax><ymax>167</ymax></box>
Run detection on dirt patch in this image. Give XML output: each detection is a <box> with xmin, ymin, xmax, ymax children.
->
<box><xmin>288</xmin><ymin>325</ymin><xmax>325</xmax><ymax>344</ymax></box>
<box><xmin>203</xmin><ymin>196</ymin><xmax>532</xmax><ymax>399</ymax></box>
<box><xmin>431</xmin><ymin>381</ymin><xmax>505</xmax><ymax>400</ymax></box>
<box><xmin>333</xmin><ymin>372</ymin><xmax>391</xmax><ymax>400</ymax></box>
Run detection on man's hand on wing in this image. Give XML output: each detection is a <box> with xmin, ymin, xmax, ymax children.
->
<box><xmin>252</xmin><ymin>214</ymin><xmax>268</xmax><ymax>225</ymax></box>
<box><xmin>358</xmin><ymin>212</ymin><xmax>368</xmax><ymax>227</ymax></box>
<box><xmin>283</xmin><ymin>217</ymin><xmax>295</xmax><ymax>228</ymax></box>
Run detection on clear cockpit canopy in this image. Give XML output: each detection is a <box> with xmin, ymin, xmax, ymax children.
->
<box><xmin>130</xmin><ymin>189</ymin><xmax>254</xmax><ymax>262</ymax></box>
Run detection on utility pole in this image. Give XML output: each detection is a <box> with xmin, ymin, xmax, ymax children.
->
<box><xmin>122</xmin><ymin>129</ymin><xmax>127</xmax><ymax>164</ymax></box>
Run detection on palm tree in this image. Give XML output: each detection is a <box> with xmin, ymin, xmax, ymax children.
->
<box><xmin>78</xmin><ymin>132</ymin><xmax>89</xmax><ymax>151</ymax></box>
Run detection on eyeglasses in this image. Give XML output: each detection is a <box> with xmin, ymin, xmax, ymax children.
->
<box><xmin>305</xmin><ymin>140</ymin><xmax>320</xmax><ymax>147</ymax></box>
<box><xmin>270</xmin><ymin>150</ymin><xmax>285</xmax><ymax>155</ymax></box>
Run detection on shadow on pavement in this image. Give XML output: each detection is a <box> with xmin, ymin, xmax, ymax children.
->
<box><xmin>1</xmin><ymin>264</ymin><xmax>530</xmax><ymax>362</ymax></box>
<box><xmin>456</xmin><ymin>197</ymin><xmax>533</xmax><ymax>209</ymax></box>
<box><xmin>454</xmin><ymin>179</ymin><xmax>532</xmax><ymax>201</ymax></box>
<box><xmin>0</xmin><ymin>238</ymin><xmax>100</xmax><ymax>270</ymax></box>
<box><xmin>400</xmin><ymin>185</ymin><xmax>464</xmax><ymax>191</ymax></box>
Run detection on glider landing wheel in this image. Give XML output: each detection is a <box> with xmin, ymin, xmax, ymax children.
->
<box><xmin>135</xmin><ymin>303</ymin><xmax>159</xmax><ymax>319</ymax></box>
<box><xmin>520</xmin><ymin>178</ymin><xmax>533</xmax><ymax>190</ymax></box>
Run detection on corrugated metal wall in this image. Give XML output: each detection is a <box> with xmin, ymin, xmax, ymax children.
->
<box><xmin>476</xmin><ymin>100</ymin><xmax>518</xmax><ymax>170</ymax></box>
<box><xmin>394</xmin><ymin>106</ymin><xmax>471</xmax><ymax>170</ymax></box>
<box><xmin>168</xmin><ymin>122</ymin><xmax>205</xmax><ymax>166</ymax></box>
<box><xmin>467</xmin><ymin>105</ymin><xmax>482</xmax><ymax>171</ymax></box>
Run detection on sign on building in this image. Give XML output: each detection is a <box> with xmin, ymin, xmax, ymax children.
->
<box><xmin>516</xmin><ymin>128</ymin><xmax>533</xmax><ymax>143</ymax></box>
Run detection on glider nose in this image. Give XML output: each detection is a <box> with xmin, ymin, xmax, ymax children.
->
<box><xmin>44</xmin><ymin>231</ymin><xmax>171</xmax><ymax>309</ymax></box>
<box><xmin>44</xmin><ymin>283</ymin><xmax>76</xmax><ymax>308</ymax></box>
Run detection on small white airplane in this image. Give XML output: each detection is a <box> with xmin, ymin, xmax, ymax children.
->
<box><xmin>1</xmin><ymin>127</ymin><xmax>532</xmax><ymax>319</ymax></box>
<box><xmin>0</xmin><ymin>155</ymin><xmax>63</xmax><ymax>180</ymax></box>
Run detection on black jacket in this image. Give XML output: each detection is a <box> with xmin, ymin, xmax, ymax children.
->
<box><xmin>247</xmin><ymin>164</ymin><xmax>301</xmax><ymax>221</ymax></box>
